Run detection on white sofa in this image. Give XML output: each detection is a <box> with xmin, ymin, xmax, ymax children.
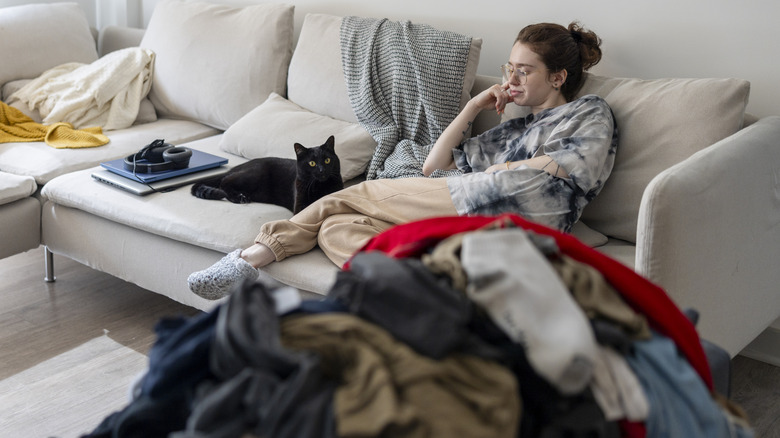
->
<box><xmin>2</xmin><ymin>1</ymin><xmax>780</xmax><ymax>358</ymax></box>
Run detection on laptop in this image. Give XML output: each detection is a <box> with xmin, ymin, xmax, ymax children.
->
<box><xmin>91</xmin><ymin>166</ymin><xmax>229</xmax><ymax>196</ymax></box>
<box><xmin>100</xmin><ymin>149</ymin><xmax>229</xmax><ymax>183</ymax></box>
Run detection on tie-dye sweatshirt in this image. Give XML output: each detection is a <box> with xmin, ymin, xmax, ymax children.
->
<box><xmin>447</xmin><ymin>94</ymin><xmax>618</xmax><ymax>232</ymax></box>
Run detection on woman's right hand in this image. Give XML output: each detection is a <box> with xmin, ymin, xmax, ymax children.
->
<box><xmin>472</xmin><ymin>81</ymin><xmax>512</xmax><ymax>115</ymax></box>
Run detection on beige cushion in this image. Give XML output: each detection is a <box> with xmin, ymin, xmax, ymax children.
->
<box><xmin>286</xmin><ymin>14</ymin><xmax>356</xmax><ymax>123</ymax></box>
<box><xmin>220</xmin><ymin>93</ymin><xmax>377</xmax><ymax>181</ymax></box>
<box><xmin>502</xmin><ymin>73</ymin><xmax>750</xmax><ymax>242</ymax></box>
<box><xmin>140</xmin><ymin>0</ymin><xmax>294</xmax><ymax>130</ymax></box>
<box><xmin>287</xmin><ymin>13</ymin><xmax>483</xmax><ymax>123</ymax></box>
<box><xmin>0</xmin><ymin>2</ymin><xmax>98</xmax><ymax>87</ymax></box>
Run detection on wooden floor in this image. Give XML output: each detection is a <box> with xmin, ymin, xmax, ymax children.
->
<box><xmin>731</xmin><ymin>355</ymin><xmax>780</xmax><ymax>437</ymax></box>
<box><xmin>0</xmin><ymin>247</ymin><xmax>199</xmax><ymax>437</ymax></box>
<box><xmin>0</xmin><ymin>247</ymin><xmax>778</xmax><ymax>437</ymax></box>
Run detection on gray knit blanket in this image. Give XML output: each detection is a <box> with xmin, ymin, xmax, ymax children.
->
<box><xmin>340</xmin><ymin>16</ymin><xmax>474</xmax><ymax>180</ymax></box>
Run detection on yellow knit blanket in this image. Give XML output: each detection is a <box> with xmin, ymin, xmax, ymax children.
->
<box><xmin>0</xmin><ymin>101</ymin><xmax>109</xmax><ymax>148</ymax></box>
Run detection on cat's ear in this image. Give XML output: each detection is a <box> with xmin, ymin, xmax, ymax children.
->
<box><xmin>324</xmin><ymin>135</ymin><xmax>336</xmax><ymax>152</ymax></box>
<box><xmin>294</xmin><ymin>143</ymin><xmax>306</xmax><ymax>156</ymax></box>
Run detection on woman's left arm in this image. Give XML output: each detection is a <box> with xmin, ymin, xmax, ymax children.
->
<box><xmin>487</xmin><ymin>98</ymin><xmax>616</xmax><ymax>184</ymax></box>
<box><xmin>485</xmin><ymin>155</ymin><xmax>570</xmax><ymax>177</ymax></box>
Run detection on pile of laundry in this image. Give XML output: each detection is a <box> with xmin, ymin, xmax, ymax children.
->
<box><xmin>82</xmin><ymin>214</ymin><xmax>753</xmax><ymax>438</ymax></box>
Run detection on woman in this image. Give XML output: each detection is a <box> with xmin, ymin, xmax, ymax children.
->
<box><xmin>189</xmin><ymin>22</ymin><xmax>618</xmax><ymax>300</ymax></box>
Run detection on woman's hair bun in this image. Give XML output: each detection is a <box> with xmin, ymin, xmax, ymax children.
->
<box><xmin>568</xmin><ymin>22</ymin><xmax>602</xmax><ymax>71</ymax></box>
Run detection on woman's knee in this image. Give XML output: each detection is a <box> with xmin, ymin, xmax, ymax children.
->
<box><xmin>318</xmin><ymin>214</ymin><xmax>392</xmax><ymax>263</ymax></box>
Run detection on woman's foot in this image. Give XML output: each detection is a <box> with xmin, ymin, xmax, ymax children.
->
<box><xmin>188</xmin><ymin>249</ymin><xmax>259</xmax><ymax>300</ymax></box>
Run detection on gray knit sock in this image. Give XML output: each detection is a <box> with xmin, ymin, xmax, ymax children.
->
<box><xmin>188</xmin><ymin>249</ymin><xmax>259</xmax><ymax>300</ymax></box>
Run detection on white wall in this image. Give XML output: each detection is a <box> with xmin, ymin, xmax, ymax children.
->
<box><xmin>3</xmin><ymin>0</ymin><xmax>777</xmax><ymax>117</ymax></box>
<box><xmin>124</xmin><ymin>0</ymin><xmax>779</xmax><ymax>118</ymax></box>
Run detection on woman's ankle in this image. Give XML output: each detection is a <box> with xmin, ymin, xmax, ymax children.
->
<box><xmin>241</xmin><ymin>244</ymin><xmax>276</xmax><ymax>268</ymax></box>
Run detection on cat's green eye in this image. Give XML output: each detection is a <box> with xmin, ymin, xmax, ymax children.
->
<box><xmin>309</xmin><ymin>161</ymin><xmax>316</xmax><ymax>167</ymax></box>
<box><xmin>325</xmin><ymin>158</ymin><xmax>331</xmax><ymax>164</ymax></box>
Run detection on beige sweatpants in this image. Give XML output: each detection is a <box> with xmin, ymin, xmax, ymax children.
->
<box><xmin>255</xmin><ymin>177</ymin><xmax>458</xmax><ymax>267</ymax></box>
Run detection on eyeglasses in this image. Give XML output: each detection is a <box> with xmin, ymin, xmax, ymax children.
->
<box><xmin>501</xmin><ymin>64</ymin><xmax>529</xmax><ymax>85</ymax></box>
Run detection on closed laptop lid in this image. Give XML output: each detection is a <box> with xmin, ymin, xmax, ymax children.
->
<box><xmin>91</xmin><ymin>166</ymin><xmax>228</xmax><ymax>196</ymax></box>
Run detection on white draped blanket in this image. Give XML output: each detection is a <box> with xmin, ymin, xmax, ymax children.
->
<box><xmin>9</xmin><ymin>47</ymin><xmax>155</xmax><ymax>131</ymax></box>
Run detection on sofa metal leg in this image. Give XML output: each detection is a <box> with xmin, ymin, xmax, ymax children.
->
<box><xmin>44</xmin><ymin>246</ymin><xmax>56</xmax><ymax>283</ymax></box>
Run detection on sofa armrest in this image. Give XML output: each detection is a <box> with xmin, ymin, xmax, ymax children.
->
<box><xmin>635</xmin><ymin>116</ymin><xmax>780</xmax><ymax>355</ymax></box>
<box><xmin>97</xmin><ymin>25</ymin><xmax>145</xmax><ymax>57</ymax></box>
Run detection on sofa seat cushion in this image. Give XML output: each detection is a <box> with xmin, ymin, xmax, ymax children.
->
<box><xmin>140</xmin><ymin>0</ymin><xmax>294</xmax><ymax>131</ymax></box>
<box><xmin>0</xmin><ymin>172</ymin><xmax>36</xmax><ymax>206</ymax></box>
<box><xmin>570</xmin><ymin>221</ymin><xmax>608</xmax><ymax>248</ymax></box>
<box><xmin>41</xmin><ymin>136</ymin><xmax>284</xmax><ymax>252</ymax></box>
<box><xmin>0</xmin><ymin>119</ymin><xmax>219</xmax><ymax>185</ymax></box>
<box><xmin>0</xmin><ymin>2</ymin><xmax>98</xmax><ymax>87</ymax></box>
<box><xmin>594</xmin><ymin>238</ymin><xmax>636</xmax><ymax>270</ymax></box>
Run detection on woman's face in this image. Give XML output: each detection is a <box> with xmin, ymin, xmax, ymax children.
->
<box><xmin>505</xmin><ymin>42</ymin><xmax>566</xmax><ymax>113</ymax></box>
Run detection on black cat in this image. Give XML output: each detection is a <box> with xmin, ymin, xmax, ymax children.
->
<box><xmin>191</xmin><ymin>135</ymin><xmax>343</xmax><ymax>214</ymax></box>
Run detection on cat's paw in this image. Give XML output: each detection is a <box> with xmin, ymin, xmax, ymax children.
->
<box><xmin>226</xmin><ymin>194</ymin><xmax>250</xmax><ymax>204</ymax></box>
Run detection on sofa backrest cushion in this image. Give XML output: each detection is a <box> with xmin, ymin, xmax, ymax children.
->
<box><xmin>140</xmin><ymin>0</ymin><xmax>294</xmax><ymax>131</ymax></box>
<box><xmin>502</xmin><ymin>73</ymin><xmax>750</xmax><ymax>242</ymax></box>
<box><xmin>0</xmin><ymin>2</ymin><xmax>98</xmax><ymax>88</ymax></box>
<box><xmin>287</xmin><ymin>13</ymin><xmax>483</xmax><ymax>124</ymax></box>
<box><xmin>220</xmin><ymin>92</ymin><xmax>377</xmax><ymax>181</ymax></box>
<box><xmin>286</xmin><ymin>14</ymin><xmax>356</xmax><ymax>124</ymax></box>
